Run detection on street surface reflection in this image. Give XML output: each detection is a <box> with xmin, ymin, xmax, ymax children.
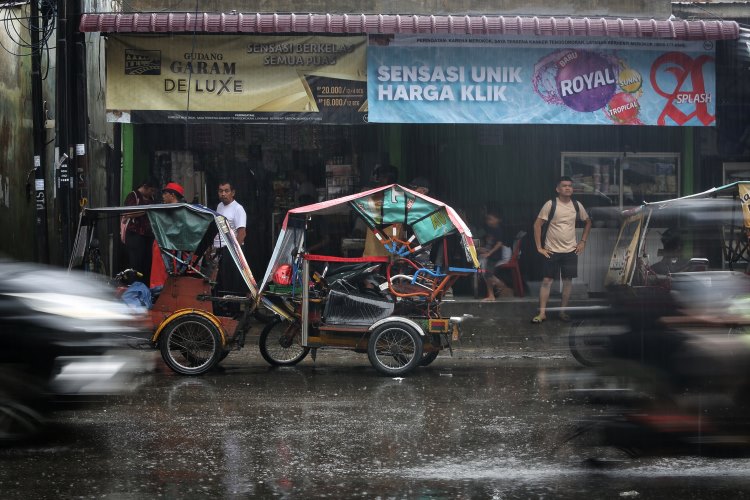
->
<box><xmin>1</xmin><ymin>352</ymin><xmax>749</xmax><ymax>498</ymax></box>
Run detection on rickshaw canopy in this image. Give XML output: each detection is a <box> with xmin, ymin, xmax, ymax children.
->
<box><xmin>76</xmin><ymin>203</ymin><xmax>218</xmax><ymax>252</ymax></box>
<box><xmin>605</xmin><ymin>181</ymin><xmax>750</xmax><ymax>287</ymax></box>
<box><xmin>261</xmin><ymin>184</ymin><xmax>479</xmax><ymax>292</ymax></box>
<box><xmin>70</xmin><ymin>203</ymin><xmax>259</xmax><ymax>297</ymax></box>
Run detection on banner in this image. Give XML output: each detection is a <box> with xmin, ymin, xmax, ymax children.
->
<box><xmin>106</xmin><ymin>35</ymin><xmax>367</xmax><ymax>124</ymax></box>
<box><xmin>367</xmin><ymin>35</ymin><xmax>716</xmax><ymax>126</ymax></box>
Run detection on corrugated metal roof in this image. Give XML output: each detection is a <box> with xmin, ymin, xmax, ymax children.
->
<box><xmin>78</xmin><ymin>12</ymin><xmax>740</xmax><ymax>40</ymax></box>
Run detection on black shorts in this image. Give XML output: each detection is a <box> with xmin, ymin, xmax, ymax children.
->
<box><xmin>542</xmin><ymin>251</ymin><xmax>578</xmax><ymax>280</ymax></box>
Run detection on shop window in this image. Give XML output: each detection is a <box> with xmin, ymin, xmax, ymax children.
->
<box><xmin>723</xmin><ymin>162</ymin><xmax>750</xmax><ymax>184</ymax></box>
<box><xmin>562</xmin><ymin>152</ymin><xmax>680</xmax><ymax>212</ymax></box>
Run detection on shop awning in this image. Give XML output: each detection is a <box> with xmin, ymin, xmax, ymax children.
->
<box><xmin>79</xmin><ymin>12</ymin><xmax>739</xmax><ymax>40</ymax></box>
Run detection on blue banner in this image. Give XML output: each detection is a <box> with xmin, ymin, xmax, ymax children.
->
<box><xmin>367</xmin><ymin>35</ymin><xmax>716</xmax><ymax>126</ymax></box>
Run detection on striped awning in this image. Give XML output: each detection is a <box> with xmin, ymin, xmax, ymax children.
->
<box><xmin>79</xmin><ymin>12</ymin><xmax>740</xmax><ymax>40</ymax></box>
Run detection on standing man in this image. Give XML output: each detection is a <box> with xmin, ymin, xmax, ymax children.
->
<box><xmin>532</xmin><ymin>176</ymin><xmax>592</xmax><ymax>323</ymax></box>
<box><xmin>213</xmin><ymin>181</ymin><xmax>248</xmax><ymax>307</ymax></box>
<box><xmin>123</xmin><ymin>178</ymin><xmax>158</xmax><ymax>284</ymax></box>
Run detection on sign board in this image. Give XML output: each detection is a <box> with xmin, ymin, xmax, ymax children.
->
<box><xmin>107</xmin><ymin>35</ymin><xmax>367</xmax><ymax>124</ymax></box>
<box><xmin>368</xmin><ymin>35</ymin><xmax>716</xmax><ymax>126</ymax></box>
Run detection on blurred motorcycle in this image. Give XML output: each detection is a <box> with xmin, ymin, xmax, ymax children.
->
<box><xmin>563</xmin><ymin>272</ymin><xmax>750</xmax><ymax>459</ymax></box>
<box><xmin>0</xmin><ymin>259</ymin><xmax>150</xmax><ymax>443</ymax></box>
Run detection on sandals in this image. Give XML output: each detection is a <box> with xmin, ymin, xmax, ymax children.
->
<box><xmin>531</xmin><ymin>313</ymin><xmax>569</xmax><ymax>323</ymax></box>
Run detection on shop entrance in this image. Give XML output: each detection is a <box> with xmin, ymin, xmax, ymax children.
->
<box><xmin>133</xmin><ymin>123</ymin><xmax>392</xmax><ymax>275</ymax></box>
<box><xmin>127</xmin><ymin>122</ymin><xmax>691</xmax><ymax>294</ymax></box>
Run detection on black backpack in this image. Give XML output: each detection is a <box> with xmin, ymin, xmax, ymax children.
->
<box><xmin>541</xmin><ymin>197</ymin><xmax>583</xmax><ymax>247</ymax></box>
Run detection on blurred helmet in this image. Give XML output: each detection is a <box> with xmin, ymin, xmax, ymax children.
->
<box><xmin>273</xmin><ymin>264</ymin><xmax>293</xmax><ymax>285</ymax></box>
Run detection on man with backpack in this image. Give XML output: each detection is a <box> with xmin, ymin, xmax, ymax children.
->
<box><xmin>532</xmin><ymin>176</ymin><xmax>592</xmax><ymax>323</ymax></box>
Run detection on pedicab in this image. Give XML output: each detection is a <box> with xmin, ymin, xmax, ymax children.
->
<box><xmin>257</xmin><ymin>183</ymin><xmax>479</xmax><ymax>375</ymax></box>
<box><xmin>69</xmin><ymin>202</ymin><xmax>271</xmax><ymax>375</ymax></box>
<box><xmin>569</xmin><ymin>181</ymin><xmax>750</xmax><ymax>366</ymax></box>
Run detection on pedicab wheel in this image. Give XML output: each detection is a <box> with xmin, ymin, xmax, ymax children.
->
<box><xmin>259</xmin><ymin>319</ymin><xmax>310</xmax><ymax>366</ymax></box>
<box><xmin>159</xmin><ymin>314</ymin><xmax>222</xmax><ymax>375</ymax></box>
<box><xmin>367</xmin><ymin>322</ymin><xmax>424</xmax><ymax>376</ymax></box>
<box><xmin>420</xmin><ymin>351</ymin><xmax>439</xmax><ymax>367</ymax></box>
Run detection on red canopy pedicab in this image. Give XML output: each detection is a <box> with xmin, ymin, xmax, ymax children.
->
<box><xmin>258</xmin><ymin>183</ymin><xmax>479</xmax><ymax>375</ymax></box>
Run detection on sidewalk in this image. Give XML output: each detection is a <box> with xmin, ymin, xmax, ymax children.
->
<box><xmin>439</xmin><ymin>280</ymin><xmax>604</xmax><ymax>354</ymax></box>
<box><xmin>244</xmin><ymin>281</ymin><xmax>604</xmax><ymax>360</ymax></box>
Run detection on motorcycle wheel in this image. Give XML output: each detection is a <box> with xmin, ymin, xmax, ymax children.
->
<box><xmin>0</xmin><ymin>400</ymin><xmax>45</xmax><ymax>445</ymax></box>
<box><xmin>259</xmin><ymin>319</ymin><xmax>310</xmax><ymax>366</ymax></box>
<box><xmin>0</xmin><ymin>368</ymin><xmax>47</xmax><ymax>444</ymax></box>
<box><xmin>367</xmin><ymin>322</ymin><xmax>423</xmax><ymax>376</ymax></box>
<box><xmin>159</xmin><ymin>314</ymin><xmax>222</xmax><ymax>375</ymax></box>
<box><xmin>568</xmin><ymin>319</ymin><xmax>613</xmax><ymax>367</ymax></box>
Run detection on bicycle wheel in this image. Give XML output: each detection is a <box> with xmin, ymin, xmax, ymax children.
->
<box><xmin>367</xmin><ymin>321</ymin><xmax>423</xmax><ymax>376</ymax></box>
<box><xmin>159</xmin><ymin>314</ymin><xmax>222</xmax><ymax>375</ymax></box>
<box><xmin>259</xmin><ymin>319</ymin><xmax>310</xmax><ymax>366</ymax></box>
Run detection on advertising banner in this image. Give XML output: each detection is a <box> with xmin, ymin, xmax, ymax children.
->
<box><xmin>106</xmin><ymin>35</ymin><xmax>367</xmax><ymax>124</ymax></box>
<box><xmin>367</xmin><ymin>35</ymin><xmax>716</xmax><ymax>126</ymax></box>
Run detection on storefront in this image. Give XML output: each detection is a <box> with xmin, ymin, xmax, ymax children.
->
<box><xmin>80</xmin><ymin>12</ymin><xmax>740</xmax><ymax>291</ymax></box>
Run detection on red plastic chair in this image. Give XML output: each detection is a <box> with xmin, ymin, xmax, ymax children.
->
<box><xmin>497</xmin><ymin>232</ymin><xmax>525</xmax><ymax>297</ymax></box>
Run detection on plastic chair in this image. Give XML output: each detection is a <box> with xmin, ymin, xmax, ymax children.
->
<box><xmin>497</xmin><ymin>231</ymin><xmax>526</xmax><ymax>297</ymax></box>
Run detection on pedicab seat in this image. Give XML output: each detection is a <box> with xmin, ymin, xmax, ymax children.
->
<box><xmin>323</xmin><ymin>289</ymin><xmax>395</xmax><ymax>326</ymax></box>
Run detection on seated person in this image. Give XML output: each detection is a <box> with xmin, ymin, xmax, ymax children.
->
<box><xmin>477</xmin><ymin>210</ymin><xmax>512</xmax><ymax>301</ymax></box>
<box><xmin>650</xmin><ymin>229</ymin><xmax>691</xmax><ymax>276</ymax></box>
<box><xmin>150</xmin><ymin>182</ymin><xmax>186</xmax><ymax>289</ymax></box>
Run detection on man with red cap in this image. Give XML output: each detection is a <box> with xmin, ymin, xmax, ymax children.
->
<box><xmin>161</xmin><ymin>182</ymin><xmax>185</xmax><ymax>204</ymax></box>
<box><xmin>150</xmin><ymin>182</ymin><xmax>186</xmax><ymax>288</ymax></box>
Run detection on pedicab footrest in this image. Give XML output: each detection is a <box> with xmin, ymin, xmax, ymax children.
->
<box><xmin>198</xmin><ymin>294</ymin><xmax>252</xmax><ymax>303</ymax></box>
<box><xmin>323</xmin><ymin>289</ymin><xmax>395</xmax><ymax>326</ymax></box>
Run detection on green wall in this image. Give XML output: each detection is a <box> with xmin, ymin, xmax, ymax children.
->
<box><xmin>120</xmin><ymin>123</ymin><xmax>152</xmax><ymax>202</ymax></box>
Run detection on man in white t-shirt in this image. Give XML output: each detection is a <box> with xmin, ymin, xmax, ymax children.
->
<box><xmin>214</xmin><ymin>181</ymin><xmax>247</xmax><ymax>248</ymax></box>
<box><xmin>213</xmin><ymin>181</ymin><xmax>248</xmax><ymax>313</ymax></box>
<box><xmin>532</xmin><ymin>176</ymin><xmax>592</xmax><ymax>324</ymax></box>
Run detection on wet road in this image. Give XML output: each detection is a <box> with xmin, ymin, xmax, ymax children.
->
<box><xmin>2</xmin><ymin>348</ymin><xmax>750</xmax><ymax>499</ymax></box>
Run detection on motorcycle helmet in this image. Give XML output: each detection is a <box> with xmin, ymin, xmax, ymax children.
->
<box><xmin>273</xmin><ymin>264</ymin><xmax>293</xmax><ymax>285</ymax></box>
